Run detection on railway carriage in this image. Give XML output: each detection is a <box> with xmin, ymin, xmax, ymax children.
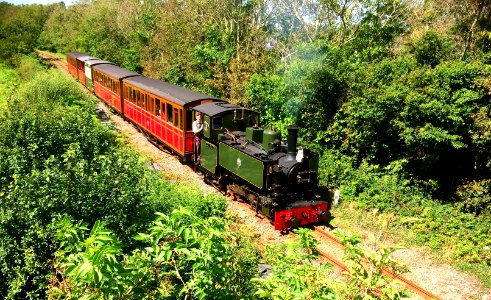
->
<box><xmin>122</xmin><ymin>76</ymin><xmax>223</xmax><ymax>161</ymax></box>
<box><xmin>75</xmin><ymin>55</ymin><xmax>99</xmax><ymax>85</ymax></box>
<box><xmin>92</xmin><ymin>64</ymin><xmax>140</xmax><ymax>113</ymax></box>
<box><xmin>66</xmin><ymin>52</ymin><xmax>86</xmax><ymax>78</ymax></box>
<box><xmin>83</xmin><ymin>59</ymin><xmax>114</xmax><ymax>91</ymax></box>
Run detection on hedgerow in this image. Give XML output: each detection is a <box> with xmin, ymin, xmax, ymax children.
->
<box><xmin>319</xmin><ymin>149</ymin><xmax>491</xmax><ymax>274</ymax></box>
<box><xmin>0</xmin><ymin>67</ymin><xmax>231</xmax><ymax>298</ymax></box>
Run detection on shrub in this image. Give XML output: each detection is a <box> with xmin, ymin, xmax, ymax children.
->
<box><xmin>49</xmin><ymin>209</ymin><xmax>260</xmax><ymax>299</ymax></box>
<box><xmin>0</xmin><ymin>67</ymin><xmax>231</xmax><ymax>298</ymax></box>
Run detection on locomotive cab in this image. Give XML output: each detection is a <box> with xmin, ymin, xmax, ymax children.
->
<box><xmin>194</xmin><ymin>102</ymin><xmax>259</xmax><ymax>142</ymax></box>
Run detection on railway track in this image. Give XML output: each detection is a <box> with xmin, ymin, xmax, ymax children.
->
<box><xmin>313</xmin><ymin>226</ymin><xmax>440</xmax><ymax>300</ymax></box>
<box><xmin>36</xmin><ymin>50</ymin><xmax>68</xmax><ymax>72</ymax></box>
<box><xmin>37</xmin><ymin>50</ymin><xmax>442</xmax><ymax>300</ymax></box>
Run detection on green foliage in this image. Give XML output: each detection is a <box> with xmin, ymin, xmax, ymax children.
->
<box><xmin>252</xmin><ymin>228</ymin><xmax>338</xmax><ymax>300</ymax></box>
<box><xmin>246</xmin><ymin>73</ymin><xmax>288</xmax><ymax>127</ymax></box>
<box><xmin>38</xmin><ymin>4</ymin><xmax>81</xmax><ymax>53</ymax></box>
<box><xmin>319</xmin><ymin>150</ymin><xmax>491</xmax><ymax>270</ymax></box>
<box><xmin>0</xmin><ymin>67</ymin><xmax>224</xmax><ymax>298</ymax></box>
<box><xmin>328</xmin><ymin>58</ymin><xmax>490</xmax><ymax>190</ymax></box>
<box><xmin>0</xmin><ymin>63</ymin><xmax>19</xmax><ymax>109</ymax></box>
<box><xmin>411</xmin><ymin>201</ymin><xmax>491</xmax><ymax>267</ymax></box>
<box><xmin>348</xmin><ymin>0</ymin><xmax>409</xmax><ymax>60</ymax></box>
<box><xmin>50</xmin><ymin>209</ymin><xmax>260</xmax><ymax>299</ymax></box>
<box><xmin>336</xmin><ymin>215</ymin><xmax>409</xmax><ymax>300</ymax></box>
<box><xmin>406</xmin><ymin>30</ymin><xmax>453</xmax><ymax>67</ymax></box>
<box><xmin>0</xmin><ymin>2</ymin><xmax>59</xmax><ymax>61</ymax></box>
<box><xmin>457</xmin><ymin>179</ymin><xmax>491</xmax><ymax>215</ymax></box>
<box><xmin>12</xmin><ymin>54</ymin><xmax>45</xmax><ymax>81</ymax></box>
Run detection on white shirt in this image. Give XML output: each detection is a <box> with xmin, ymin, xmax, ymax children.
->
<box><xmin>192</xmin><ymin>120</ymin><xmax>203</xmax><ymax>134</ymax></box>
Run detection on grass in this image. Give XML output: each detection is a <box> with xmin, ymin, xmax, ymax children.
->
<box><xmin>330</xmin><ymin>202</ymin><xmax>491</xmax><ymax>289</ymax></box>
<box><xmin>0</xmin><ymin>63</ymin><xmax>19</xmax><ymax>109</ymax></box>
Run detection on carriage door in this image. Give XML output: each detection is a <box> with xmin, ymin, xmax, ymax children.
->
<box><xmin>173</xmin><ymin>107</ymin><xmax>180</xmax><ymax>150</ymax></box>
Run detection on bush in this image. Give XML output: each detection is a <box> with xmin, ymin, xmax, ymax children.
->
<box><xmin>0</xmin><ymin>68</ymin><xmax>229</xmax><ymax>298</ymax></box>
<box><xmin>252</xmin><ymin>228</ymin><xmax>339</xmax><ymax>299</ymax></box>
<box><xmin>49</xmin><ymin>209</ymin><xmax>259</xmax><ymax>299</ymax></box>
<box><xmin>319</xmin><ymin>150</ymin><xmax>491</xmax><ymax>268</ymax></box>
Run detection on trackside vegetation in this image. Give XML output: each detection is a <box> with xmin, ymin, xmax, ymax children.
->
<box><xmin>0</xmin><ymin>65</ymin><xmax>246</xmax><ymax>298</ymax></box>
<box><xmin>0</xmin><ymin>63</ymin><xmax>411</xmax><ymax>299</ymax></box>
<box><xmin>1</xmin><ymin>0</ymin><xmax>490</xmax><ymax>295</ymax></box>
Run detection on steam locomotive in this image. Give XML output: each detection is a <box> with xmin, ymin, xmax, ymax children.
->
<box><xmin>66</xmin><ymin>52</ymin><xmax>332</xmax><ymax>231</ymax></box>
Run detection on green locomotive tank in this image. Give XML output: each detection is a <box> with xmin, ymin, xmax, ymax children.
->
<box><xmin>193</xmin><ymin>102</ymin><xmax>331</xmax><ymax>230</ymax></box>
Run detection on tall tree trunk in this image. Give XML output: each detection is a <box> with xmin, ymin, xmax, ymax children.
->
<box><xmin>461</xmin><ymin>0</ymin><xmax>485</xmax><ymax>60</ymax></box>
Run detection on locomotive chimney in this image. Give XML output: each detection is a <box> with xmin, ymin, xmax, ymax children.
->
<box><xmin>285</xmin><ymin>125</ymin><xmax>299</xmax><ymax>162</ymax></box>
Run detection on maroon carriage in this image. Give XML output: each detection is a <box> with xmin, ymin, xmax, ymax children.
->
<box><xmin>83</xmin><ymin>59</ymin><xmax>115</xmax><ymax>91</ymax></box>
<box><xmin>66</xmin><ymin>52</ymin><xmax>87</xmax><ymax>78</ymax></box>
<box><xmin>92</xmin><ymin>64</ymin><xmax>140</xmax><ymax>113</ymax></box>
<box><xmin>122</xmin><ymin>76</ymin><xmax>222</xmax><ymax>161</ymax></box>
<box><xmin>75</xmin><ymin>55</ymin><xmax>99</xmax><ymax>85</ymax></box>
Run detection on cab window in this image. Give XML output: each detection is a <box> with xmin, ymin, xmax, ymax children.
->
<box><xmin>248</xmin><ymin>114</ymin><xmax>258</xmax><ymax>127</ymax></box>
<box><xmin>212</xmin><ymin>117</ymin><xmax>223</xmax><ymax>130</ymax></box>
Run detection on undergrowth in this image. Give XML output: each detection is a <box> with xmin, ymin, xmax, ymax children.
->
<box><xmin>320</xmin><ymin>149</ymin><xmax>491</xmax><ymax>288</ymax></box>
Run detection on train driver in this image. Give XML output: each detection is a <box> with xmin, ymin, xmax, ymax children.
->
<box><xmin>192</xmin><ymin>112</ymin><xmax>203</xmax><ymax>164</ymax></box>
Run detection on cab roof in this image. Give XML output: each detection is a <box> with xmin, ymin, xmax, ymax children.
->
<box><xmin>123</xmin><ymin>76</ymin><xmax>222</xmax><ymax>106</ymax></box>
<box><xmin>193</xmin><ymin>102</ymin><xmax>257</xmax><ymax>117</ymax></box>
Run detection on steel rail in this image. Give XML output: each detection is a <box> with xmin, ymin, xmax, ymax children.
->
<box><xmin>313</xmin><ymin>226</ymin><xmax>440</xmax><ymax>300</ymax></box>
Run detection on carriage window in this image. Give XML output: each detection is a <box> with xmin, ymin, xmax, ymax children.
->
<box><xmin>174</xmin><ymin>108</ymin><xmax>179</xmax><ymax>128</ymax></box>
<box><xmin>155</xmin><ymin>98</ymin><xmax>161</xmax><ymax>117</ymax></box>
<box><xmin>179</xmin><ymin>109</ymin><xmax>183</xmax><ymax>129</ymax></box>
<box><xmin>212</xmin><ymin>117</ymin><xmax>223</xmax><ymax>130</ymax></box>
<box><xmin>161</xmin><ymin>102</ymin><xmax>166</xmax><ymax>120</ymax></box>
<box><xmin>167</xmin><ymin>104</ymin><xmax>173</xmax><ymax>123</ymax></box>
<box><xmin>145</xmin><ymin>94</ymin><xmax>149</xmax><ymax>111</ymax></box>
<box><xmin>136</xmin><ymin>90</ymin><xmax>141</xmax><ymax>107</ymax></box>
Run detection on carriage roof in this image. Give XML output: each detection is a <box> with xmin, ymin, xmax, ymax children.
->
<box><xmin>92</xmin><ymin>64</ymin><xmax>140</xmax><ymax>79</ymax></box>
<box><xmin>123</xmin><ymin>76</ymin><xmax>222</xmax><ymax>106</ymax></box>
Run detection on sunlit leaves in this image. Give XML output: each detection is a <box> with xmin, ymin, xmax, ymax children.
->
<box><xmin>252</xmin><ymin>228</ymin><xmax>338</xmax><ymax>300</ymax></box>
<box><xmin>52</xmin><ymin>209</ymin><xmax>259</xmax><ymax>299</ymax></box>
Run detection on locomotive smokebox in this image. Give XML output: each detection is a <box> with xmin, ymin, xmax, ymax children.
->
<box><xmin>285</xmin><ymin>125</ymin><xmax>300</xmax><ymax>162</ymax></box>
